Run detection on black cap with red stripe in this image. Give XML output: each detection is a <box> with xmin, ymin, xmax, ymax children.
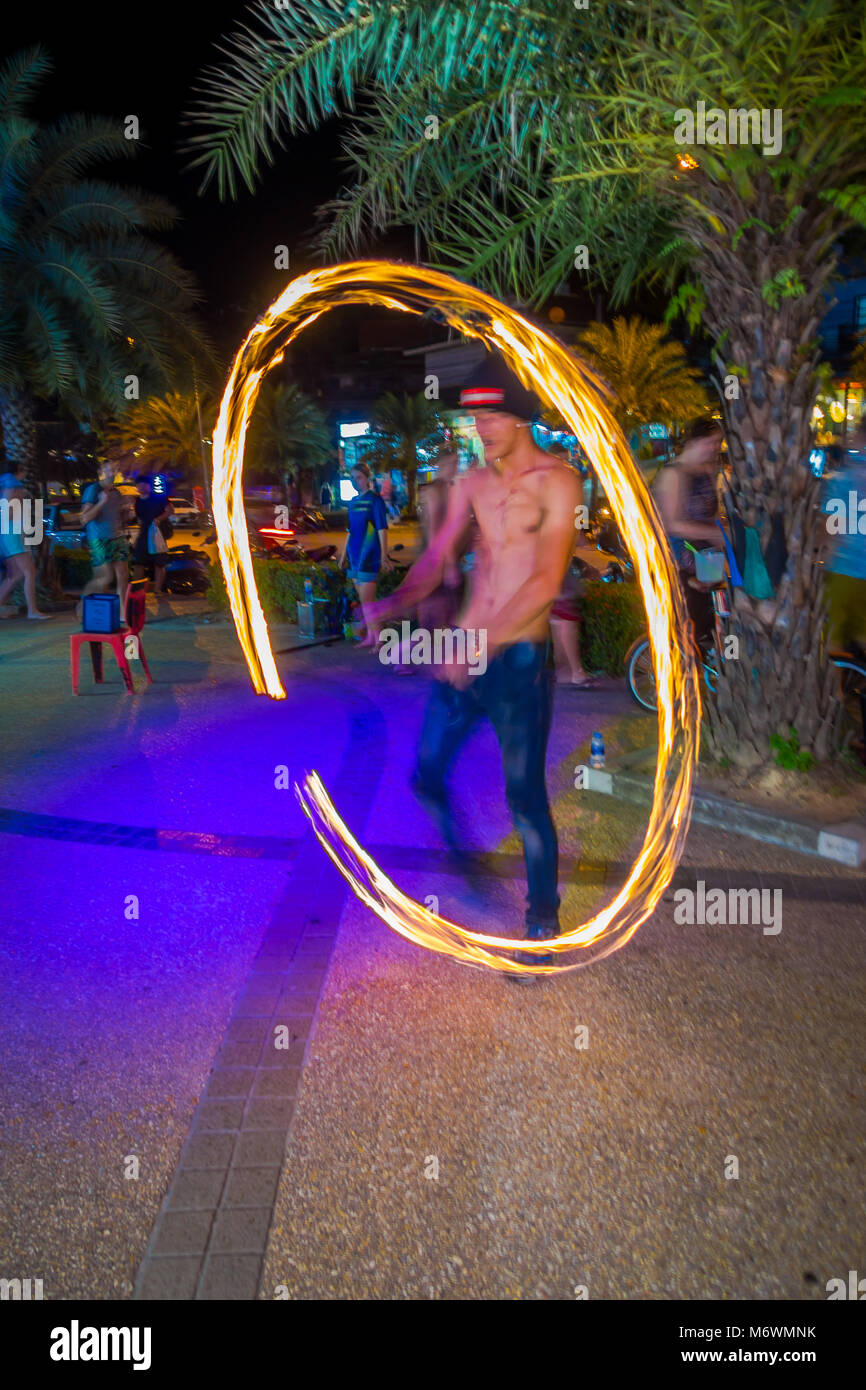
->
<box><xmin>459</xmin><ymin>354</ymin><xmax>539</xmax><ymax>422</ymax></box>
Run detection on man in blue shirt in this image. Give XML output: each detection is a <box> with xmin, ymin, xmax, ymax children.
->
<box><xmin>77</xmin><ymin>463</ymin><xmax>132</xmax><ymax>616</ymax></box>
<box><xmin>340</xmin><ymin>462</ymin><xmax>392</xmax><ymax>645</ymax></box>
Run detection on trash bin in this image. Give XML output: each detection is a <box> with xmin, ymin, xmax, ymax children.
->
<box><xmin>297</xmin><ymin>598</ymin><xmax>335</xmax><ymax>638</ymax></box>
<box><xmin>297</xmin><ymin>600</ymin><xmax>315</xmax><ymax>638</ymax></box>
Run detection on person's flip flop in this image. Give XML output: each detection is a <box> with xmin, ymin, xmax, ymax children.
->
<box><xmin>565</xmin><ymin>676</ymin><xmax>600</xmax><ymax>689</ymax></box>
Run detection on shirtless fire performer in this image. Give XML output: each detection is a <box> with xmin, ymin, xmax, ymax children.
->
<box><xmin>366</xmin><ymin>356</ymin><xmax>583</xmax><ymax>972</ymax></box>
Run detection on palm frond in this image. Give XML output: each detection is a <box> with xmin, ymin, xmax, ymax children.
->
<box><xmin>246</xmin><ymin>379</ymin><xmax>332</xmax><ymax>473</ymax></box>
<box><xmin>27</xmin><ymin>114</ymin><xmax>137</xmax><ymax>203</ymax></box>
<box><xmin>183</xmin><ymin>0</ymin><xmax>557</xmax><ymax>197</ymax></box>
<box><xmin>0</xmin><ymin>53</ymin><xmax>211</xmax><ymax>409</ymax></box>
<box><xmin>576</xmin><ymin>316</ymin><xmax>708</xmax><ymax>429</ymax></box>
<box><xmin>0</xmin><ymin>47</ymin><xmax>52</xmax><ymax>125</ymax></box>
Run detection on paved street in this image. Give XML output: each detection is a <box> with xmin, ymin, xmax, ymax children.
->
<box><xmin>0</xmin><ymin>604</ymin><xmax>863</xmax><ymax>1300</ymax></box>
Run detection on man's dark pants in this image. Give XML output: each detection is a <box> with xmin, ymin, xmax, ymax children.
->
<box><xmin>412</xmin><ymin>639</ymin><xmax>560</xmax><ymax>935</ymax></box>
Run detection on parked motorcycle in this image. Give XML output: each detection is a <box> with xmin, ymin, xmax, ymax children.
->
<box><xmin>247</xmin><ymin>528</ymin><xmax>338</xmax><ymax>565</ymax></box>
<box><xmin>571</xmin><ymin>553</ymin><xmax>632</xmax><ymax>586</ymax></box>
<box><xmin>600</xmin><ymin>558</ymin><xmax>630</xmax><ymax>583</ymax></box>
<box><xmin>288</xmin><ymin>506</ymin><xmax>329</xmax><ymax>533</ymax></box>
<box><xmin>163</xmin><ymin>544</ymin><xmax>211</xmax><ymax>594</ymax></box>
<box><xmin>585</xmin><ymin>506</ymin><xmax>635</xmax><ymax>581</ymax></box>
<box><xmin>303</xmin><ymin>543</ymin><xmax>339</xmax><ymax>563</ymax></box>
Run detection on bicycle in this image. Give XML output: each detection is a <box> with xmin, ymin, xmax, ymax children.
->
<box><xmin>624</xmin><ymin>585</ymin><xmax>866</xmax><ymax>756</ymax></box>
<box><xmin>625</xmin><ymin>579</ymin><xmax>728</xmax><ymax>711</ymax></box>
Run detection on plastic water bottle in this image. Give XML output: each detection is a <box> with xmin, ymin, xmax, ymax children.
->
<box><xmin>590</xmin><ymin>732</ymin><xmax>605</xmax><ymax>769</ymax></box>
<box><xmin>303</xmin><ymin>578</ymin><xmax>314</xmax><ymax>605</ymax></box>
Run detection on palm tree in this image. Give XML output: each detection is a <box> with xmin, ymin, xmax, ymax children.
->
<box><xmin>107</xmin><ymin>390</ymin><xmax>216</xmax><ymax>477</ymax></box>
<box><xmin>576</xmin><ymin>318</ymin><xmax>708</xmax><ymax>440</ymax></box>
<box><xmin>372</xmin><ymin>391</ymin><xmax>441</xmax><ymax>514</ymax></box>
<box><xmin>0</xmin><ymin>48</ymin><xmax>211</xmax><ymax>490</ymax></box>
<box><xmin>849</xmin><ymin>336</ymin><xmax>866</xmax><ymax>399</ymax></box>
<box><xmin>246</xmin><ymin>380</ymin><xmax>332</xmax><ymax>504</ymax></box>
<box><xmin>186</xmin><ymin>0</ymin><xmax>866</xmax><ymax>768</ymax></box>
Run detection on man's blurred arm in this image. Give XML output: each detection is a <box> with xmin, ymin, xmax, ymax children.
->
<box><xmin>367</xmin><ymin>475</ymin><xmax>473</xmax><ymax>623</ymax></box>
<box><xmin>78</xmin><ymin>491</ymin><xmax>107</xmax><ymax>524</ymax></box>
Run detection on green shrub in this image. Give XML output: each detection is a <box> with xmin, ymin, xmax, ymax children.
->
<box><xmin>375</xmin><ymin>564</ymin><xmax>410</xmax><ymax>600</ymax></box>
<box><xmin>770</xmin><ymin>727</ymin><xmax>815</xmax><ymax>773</ymax></box>
<box><xmin>207</xmin><ymin>557</ymin><xmax>639</xmax><ymax>670</ymax></box>
<box><xmin>53</xmin><ymin>545</ymin><xmax>93</xmax><ymax>590</ymax></box>
<box><xmin>579</xmin><ymin>580</ymin><xmax>645</xmax><ymax>676</ymax></box>
<box><xmin>206</xmin><ymin>563</ymin><xmax>230</xmax><ymax>610</ymax></box>
<box><xmin>258</xmin><ymin>558</ymin><xmax>346</xmax><ymax>620</ymax></box>
<box><xmin>207</xmin><ymin>556</ymin><xmax>410</xmax><ymax>621</ymax></box>
<box><xmin>207</xmin><ymin>557</ymin><xmax>342</xmax><ymax>618</ymax></box>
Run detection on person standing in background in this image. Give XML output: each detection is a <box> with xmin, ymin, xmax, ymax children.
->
<box><xmin>378</xmin><ymin>469</ymin><xmax>399</xmax><ymax>519</ymax></box>
<box><xmin>824</xmin><ymin>412</ymin><xmax>866</xmax><ymax>653</ymax></box>
<box><xmin>76</xmin><ymin>463</ymin><xmax>132</xmax><ymax>617</ymax></box>
<box><xmin>131</xmin><ymin>476</ymin><xmax>172</xmax><ymax>597</ymax></box>
<box><xmin>546</xmin><ymin>444</ymin><xmax>597</xmax><ymax>688</ymax></box>
<box><xmin>339</xmin><ymin>462</ymin><xmax>392</xmax><ymax>647</ymax></box>
<box><xmin>388</xmin><ymin>450</ymin><xmax>463</xmax><ymax>675</ymax></box>
<box><xmin>654</xmin><ymin>417</ymin><xmax>724</xmax><ymax>648</ymax></box>
<box><xmin>0</xmin><ymin>461</ymin><xmax>49</xmax><ymax>619</ymax></box>
<box><xmin>416</xmin><ymin>450</ymin><xmax>462</xmax><ymax>632</ymax></box>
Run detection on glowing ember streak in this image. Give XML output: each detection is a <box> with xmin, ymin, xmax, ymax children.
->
<box><xmin>212</xmin><ymin>261</ymin><xmax>701</xmax><ymax>974</ymax></box>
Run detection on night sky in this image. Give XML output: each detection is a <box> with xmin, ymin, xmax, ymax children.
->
<box><xmin>3</xmin><ymin>2</ymin><xmax>356</xmax><ymax>356</ymax></box>
<box><xmin>4</xmin><ymin>2</ymin><xmax>674</xmax><ymax>388</ymax></box>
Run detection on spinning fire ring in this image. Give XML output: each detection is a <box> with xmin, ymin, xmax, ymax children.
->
<box><xmin>212</xmin><ymin>261</ymin><xmax>700</xmax><ymax>975</ymax></box>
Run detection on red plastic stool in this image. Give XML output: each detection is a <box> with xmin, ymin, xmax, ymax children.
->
<box><xmin>70</xmin><ymin>580</ymin><xmax>152</xmax><ymax>694</ymax></box>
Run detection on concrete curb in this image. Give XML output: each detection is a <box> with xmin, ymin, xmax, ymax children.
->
<box><xmin>575</xmin><ymin>764</ymin><xmax>866</xmax><ymax>869</ymax></box>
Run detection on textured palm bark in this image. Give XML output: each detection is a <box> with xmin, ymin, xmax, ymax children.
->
<box><xmin>679</xmin><ymin>171</ymin><xmax>842</xmax><ymax>767</ymax></box>
<box><xmin>405</xmin><ymin>460</ymin><xmax>418</xmax><ymax>516</ymax></box>
<box><xmin>0</xmin><ymin>386</ymin><xmax>38</xmax><ymax>488</ymax></box>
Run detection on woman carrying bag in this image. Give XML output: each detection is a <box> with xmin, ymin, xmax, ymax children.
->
<box><xmin>132</xmin><ymin>477</ymin><xmax>173</xmax><ymax>596</ymax></box>
<box><xmin>654</xmin><ymin>417</ymin><xmax>725</xmax><ymax>647</ymax></box>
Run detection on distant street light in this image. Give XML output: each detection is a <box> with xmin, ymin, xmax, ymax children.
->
<box><xmin>191</xmin><ymin>358</ymin><xmax>211</xmax><ymax>512</ymax></box>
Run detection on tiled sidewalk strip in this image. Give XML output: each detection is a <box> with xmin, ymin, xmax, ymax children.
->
<box><xmin>133</xmin><ymin>696</ymin><xmax>386</xmax><ymax>1300</ymax></box>
<box><xmin>133</xmin><ymin>847</ymin><xmax>343</xmax><ymax>1300</ymax></box>
<box><xmin>0</xmin><ymin>806</ymin><xmax>301</xmax><ymax>860</ymax></box>
<box><xmin>3</xmin><ymin>802</ymin><xmax>861</xmax><ymax>899</ymax></box>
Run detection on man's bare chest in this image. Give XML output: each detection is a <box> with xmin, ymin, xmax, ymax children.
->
<box><xmin>473</xmin><ymin>476</ymin><xmax>547</xmax><ymax>550</ymax></box>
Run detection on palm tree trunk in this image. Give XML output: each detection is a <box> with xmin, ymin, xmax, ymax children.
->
<box><xmin>298</xmin><ymin>466</ymin><xmax>314</xmax><ymax>505</ymax></box>
<box><xmin>402</xmin><ymin>437</ymin><xmax>421</xmax><ymax>516</ymax></box>
<box><xmin>689</xmin><ymin>175</ymin><xmax>841</xmax><ymax>768</ymax></box>
<box><xmin>406</xmin><ymin>463</ymin><xmax>418</xmax><ymax>515</ymax></box>
<box><xmin>0</xmin><ymin>386</ymin><xmax>39</xmax><ymax>490</ymax></box>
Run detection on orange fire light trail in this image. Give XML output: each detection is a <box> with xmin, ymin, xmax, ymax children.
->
<box><xmin>212</xmin><ymin>261</ymin><xmax>701</xmax><ymax>975</ymax></box>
